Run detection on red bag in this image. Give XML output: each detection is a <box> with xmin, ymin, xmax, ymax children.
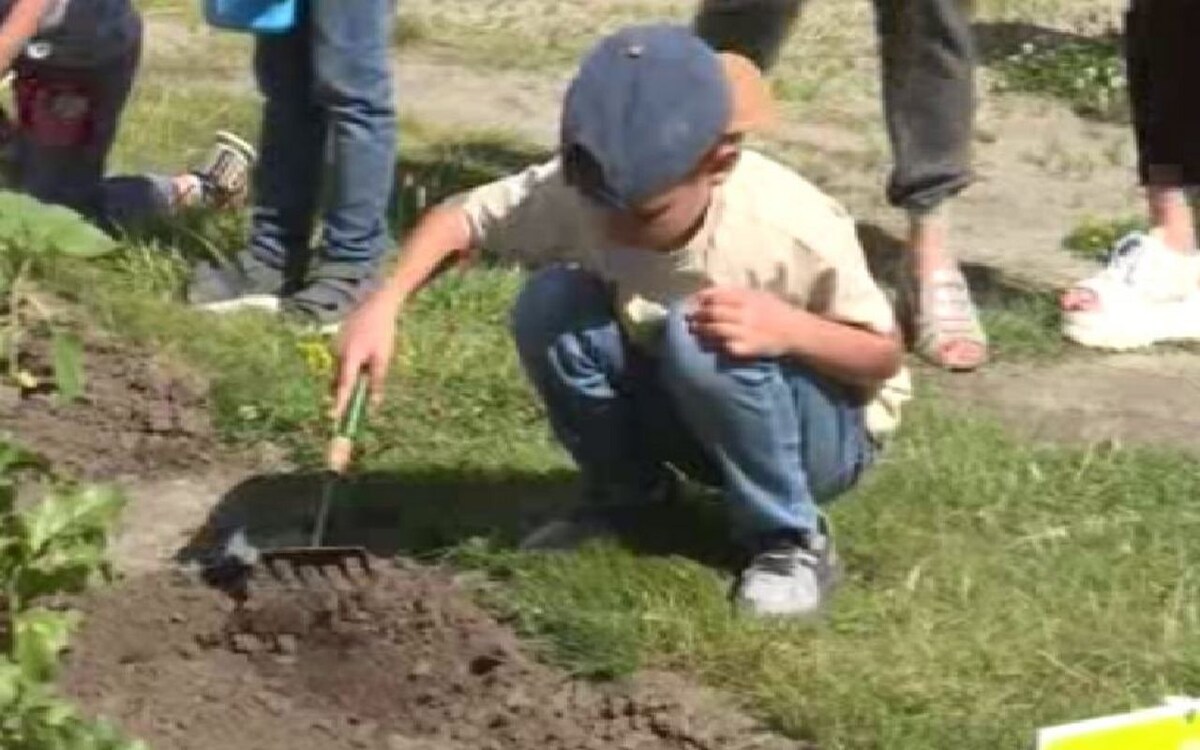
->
<box><xmin>15</xmin><ymin>71</ymin><xmax>96</xmax><ymax>148</ymax></box>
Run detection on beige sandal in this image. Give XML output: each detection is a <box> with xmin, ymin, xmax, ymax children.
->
<box><xmin>903</xmin><ymin>267</ymin><xmax>989</xmax><ymax>371</ymax></box>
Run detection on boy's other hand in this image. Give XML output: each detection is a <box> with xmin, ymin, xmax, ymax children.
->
<box><xmin>332</xmin><ymin>290</ymin><xmax>400</xmax><ymax>421</ymax></box>
<box><xmin>687</xmin><ymin>287</ymin><xmax>802</xmax><ymax>359</ymax></box>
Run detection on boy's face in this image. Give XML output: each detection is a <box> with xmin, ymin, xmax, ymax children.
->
<box><xmin>601</xmin><ymin>174</ymin><xmax>713</xmax><ymax>251</ymax></box>
<box><xmin>598</xmin><ymin>142</ymin><xmax>738</xmax><ymax>252</ymax></box>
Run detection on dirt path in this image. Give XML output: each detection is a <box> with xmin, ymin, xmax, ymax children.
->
<box><xmin>930</xmin><ymin>352</ymin><xmax>1200</xmax><ymax>452</ymax></box>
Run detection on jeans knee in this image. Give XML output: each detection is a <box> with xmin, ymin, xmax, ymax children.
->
<box><xmin>661</xmin><ymin>302</ymin><xmax>778</xmax><ymax>397</ymax></box>
<box><xmin>312</xmin><ymin>42</ymin><xmax>394</xmax><ymax>115</ymax></box>
<box><xmin>510</xmin><ymin>267</ymin><xmax>612</xmax><ymax>356</ymax></box>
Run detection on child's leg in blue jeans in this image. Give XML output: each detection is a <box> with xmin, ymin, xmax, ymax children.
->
<box><xmin>511</xmin><ymin>267</ymin><xmax>873</xmax><ymax>548</ymax></box>
<box><xmin>309</xmin><ymin>0</ymin><xmax>396</xmax><ymax>266</ymax></box>
<box><xmin>266</xmin><ymin>0</ymin><xmax>398</xmax><ymax>324</ymax></box>
<box><xmin>658</xmin><ymin>303</ymin><xmax>873</xmax><ymax>546</ymax></box>
<box><xmin>248</xmin><ymin>23</ymin><xmax>325</xmax><ymax>273</ymax></box>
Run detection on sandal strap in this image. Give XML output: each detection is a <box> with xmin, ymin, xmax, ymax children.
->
<box><xmin>911</xmin><ymin>268</ymin><xmax>988</xmax><ymax>359</ymax></box>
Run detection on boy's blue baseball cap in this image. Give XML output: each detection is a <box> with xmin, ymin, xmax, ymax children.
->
<box><xmin>561</xmin><ymin>24</ymin><xmax>774</xmax><ymax>209</ymax></box>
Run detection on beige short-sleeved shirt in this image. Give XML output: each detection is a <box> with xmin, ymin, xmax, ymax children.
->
<box><xmin>452</xmin><ymin>149</ymin><xmax>913</xmax><ymax>439</ymax></box>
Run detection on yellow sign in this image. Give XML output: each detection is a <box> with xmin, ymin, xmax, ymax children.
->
<box><xmin>1037</xmin><ymin>699</ymin><xmax>1200</xmax><ymax>750</ymax></box>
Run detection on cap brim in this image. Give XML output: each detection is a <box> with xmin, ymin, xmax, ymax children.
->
<box><xmin>718</xmin><ymin>53</ymin><xmax>777</xmax><ymax>134</ymax></box>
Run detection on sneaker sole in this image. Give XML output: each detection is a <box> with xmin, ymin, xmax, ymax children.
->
<box><xmin>196</xmin><ymin>295</ymin><xmax>281</xmax><ymax>314</ymax></box>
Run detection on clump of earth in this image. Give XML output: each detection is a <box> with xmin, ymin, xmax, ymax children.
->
<box><xmin>62</xmin><ymin>562</ymin><xmax>808</xmax><ymax>750</ymax></box>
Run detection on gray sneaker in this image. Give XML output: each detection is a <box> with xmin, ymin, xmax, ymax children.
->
<box><xmin>735</xmin><ymin>517</ymin><xmax>840</xmax><ymax>618</ymax></box>
<box><xmin>519</xmin><ymin>476</ymin><xmax>678</xmax><ymax>552</ymax></box>
<box><xmin>188</xmin><ymin>250</ymin><xmax>286</xmax><ymax>313</ymax></box>
<box><xmin>281</xmin><ymin>261</ymin><xmax>380</xmax><ymax>333</ymax></box>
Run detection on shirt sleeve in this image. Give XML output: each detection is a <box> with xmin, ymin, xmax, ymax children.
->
<box><xmin>801</xmin><ymin>212</ymin><xmax>897</xmax><ymax>336</ymax></box>
<box><xmin>446</xmin><ymin>157</ymin><xmax>582</xmax><ymax>266</ymax></box>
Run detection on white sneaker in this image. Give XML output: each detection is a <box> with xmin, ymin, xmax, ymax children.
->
<box><xmin>1063</xmin><ymin>232</ymin><xmax>1200</xmax><ymax>350</ymax></box>
<box><xmin>735</xmin><ymin>522</ymin><xmax>840</xmax><ymax>619</ymax></box>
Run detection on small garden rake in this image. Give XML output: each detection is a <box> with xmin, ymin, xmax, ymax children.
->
<box><xmin>259</xmin><ymin>373</ymin><xmax>373</xmax><ymax>584</ymax></box>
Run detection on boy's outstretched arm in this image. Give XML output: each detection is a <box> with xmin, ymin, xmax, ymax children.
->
<box><xmin>0</xmin><ymin>0</ymin><xmax>52</xmax><ymax>72</ymax></box>
<box><xmin>332</xmin><ymin>204</ymin><xmax>474</xmax><ymax>419</ymax></box>
<box><xmin>687</xmin><ymin>287</ymin><xmax>902</xmax><ymax>386</ymax></box>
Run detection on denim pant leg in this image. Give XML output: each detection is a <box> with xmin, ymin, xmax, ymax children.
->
<box><xmin>874</xmin><ymin>0</ymin><xmax>976</xmax><ymax>213</ymax></box>
<box><xmin>248</xmin><ymin>15</ymin><xmax>325</xmax><ymax>269</ymax></box>
<box><xmin>310</xmin><ymin>0</ymin><xmax>397</xmax><ymax>265</ymax></box>
<box><xmin>694</xmin><ymin>0</ymin><xmax>976</xmax><ymax>215</ymax></box>
<box><xmin>510</xmin><ymin>268</ymin><xmax>671</xmax><ymax>499</ymax></box>
<box><xmin>659</xmin><ymin>305</ymin><xmax>873</xmax><ymax>541</ymax></box>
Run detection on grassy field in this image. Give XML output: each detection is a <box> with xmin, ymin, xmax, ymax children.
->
<box><xmin>34</xmin><ymin>1</ymin><xmax>1200</xmax><ymax>748</ymax></box>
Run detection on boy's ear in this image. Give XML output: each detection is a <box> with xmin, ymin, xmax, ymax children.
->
<box><xmin>702</xmin><ymin>137</ymin><xmax>742</xmax><ymax>185</ymax></box>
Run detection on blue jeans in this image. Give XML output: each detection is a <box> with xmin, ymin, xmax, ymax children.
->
<box><xmin>511</xmin><ymin>267</ymin><xmax>875</xmax><ymax>541</ymax></box>
<box><xmin>250</xmin><ymin>0</ymin><xmax>396</xmax><ymax>267</ymax></box>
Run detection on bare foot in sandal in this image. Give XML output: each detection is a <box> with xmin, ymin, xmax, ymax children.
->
<box><xmin>905</xmin><ymin>214</ymin><xmax>988</xmax><ymax>372</ymax></box>
<box><xmin>907</xmin><ymin>266</ymin><xmax>989</xmax><ymax>371</ymax></box>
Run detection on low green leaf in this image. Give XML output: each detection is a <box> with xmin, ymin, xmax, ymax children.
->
<box><xmin>51</xmin><ymin>332</ymin><xmax>85</xmax><ymax>402</ymax></box>
<box><xmin>13</xmin><ymin>608</ymin><xmax>78</xmax><ymax>682</ymax></box>
<box><xmin>0</xmin><ymin>659</ymin><xmax>21</xmax><ymax>708</ymax></box>
<box><xmin>0</xmin><ymin>439</ymin><xmax>39</xmax><ymax>476</ymax></box>
<box><xmin>0</xmin><ymin>192</ymin><xmax>116</xmax><ymax>259</ymax></box>
<box><xmin>23</xmin><ymin>484</ymin><xmax>125</xmax><ymax>557</ymax></box>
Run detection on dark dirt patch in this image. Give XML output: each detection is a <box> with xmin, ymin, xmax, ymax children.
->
<box><xmin>0</xmin><ymin>330</ymin><xmax>218</xmax><ymax>479</ymax></box>
<box><xmin>62</xmin><ymin>563</ymin><xmax>804</xmax><ymax>750</ymax></box>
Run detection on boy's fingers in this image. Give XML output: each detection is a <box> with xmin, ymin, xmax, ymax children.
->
<box><xmin>695</xmin><ymin>287</ymin><xmax>745</xmax><ymax>306</ymax></box>
<box><xmin>688</xmin><ymin>306</ymin><xmax>742</xmax><ymax>326</ymax></box>
<box><xmin>692</xmin><ymin>321</ymin><xmax>743</xmax><ymax>344</ymax></box>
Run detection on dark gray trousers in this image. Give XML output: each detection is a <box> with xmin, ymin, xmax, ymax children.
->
<box><xmin>695</xmin><ymin>0</ymin><xmax>977</xmax><ymax>213</ymax></box>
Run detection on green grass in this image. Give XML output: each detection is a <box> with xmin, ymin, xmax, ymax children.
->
<box><xmin>979</xmin><ymin>289</ymin><xmax>1066</xmax><ymax>361</ymax></box>
<box><xmin>453</xmin><ymin>405</ymin><xmax>1200</xmax><ymax>749</ymax></box>
<box><xmin>991</xmin><ymin>33</ymin><xmax>1127</xmax><ymax>121</ymax></box>
<box><xmin>1063</xmin><ymin>215</ymin><xmax>1148</xmax><ymax>262</ymax></box>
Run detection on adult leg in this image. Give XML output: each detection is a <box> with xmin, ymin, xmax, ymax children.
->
<box><xmin>874</xmin><ymin>0</ymin><xmax>986</xmax><ymax>371</ymax></box>
<box><xmin>693</xmin><ymin>0</ymin><xmax>805</xmax><ymax>72</ymax></box>
<box><xmin>1060</xmin><ymin>0</ymin><xmax>1200</xmax><ymax>349</ymax></box>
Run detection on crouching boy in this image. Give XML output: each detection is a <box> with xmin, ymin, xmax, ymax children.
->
<box><xmin>334</xmin><ymin>24</ymin><xmax>910</xmax><ymax>617</ymax></box>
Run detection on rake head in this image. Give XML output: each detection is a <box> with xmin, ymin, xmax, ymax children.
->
<box><xmin>257</xmin><ymin>545</ymin><xmax>374</xmax><ymax>586</ymax></box>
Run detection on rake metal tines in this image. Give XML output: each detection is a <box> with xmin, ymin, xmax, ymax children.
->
<box><xmin>257</xmin><ymin>546</ymin><xmax>374</xmax><ymax>589</ymax></box>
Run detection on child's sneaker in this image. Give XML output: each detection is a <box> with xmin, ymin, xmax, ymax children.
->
<box><xmin>735</xmin><ymin>518</ymin><xmax>840</xmax><ymax>618</ymax></box>
<box><xmin>281</xmin><ymin>261</ymin><xmax>381</xmax><ymax>333</ymax></box>
<box><xmin>1062</xmin><ymin>231</ymin><xmax>1200</xmax><ymax>350</ymax></box>
<box><xmin>176</xmin><ymin>131</ymin><xmax>257</xmax><ymax>210</ymax></box>
<box><xmin>188</xmin><ymin>250</ymin><xmax>286</xmax><ymax>313</ymax></box>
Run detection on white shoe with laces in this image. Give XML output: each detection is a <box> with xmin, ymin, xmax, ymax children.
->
<box><xmin>735</xmin><ymin>518</ymin><xmax>840</xmax><ymax>619</ymax></box>
<box><xmin>1063</xmin><ymin>231</ymin><xmax>1200</xmax><ymax>350</ymax></box>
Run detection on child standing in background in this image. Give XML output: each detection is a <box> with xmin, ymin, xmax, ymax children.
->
<box><xmin>0</xmin><ymin>0</ymin><xmax>255</xmax><ymax>230</ymax></box>
<box><xmin>189</xmin><ymin>0</ymin><xmax>398</xmax><ymax>328</ymax></box>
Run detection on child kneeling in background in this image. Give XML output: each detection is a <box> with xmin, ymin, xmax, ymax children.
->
<box><xmin>334</xmin><ymin>25</ymin><xmax>910</xmax><ymax>618</ymax></box>
<box><xmin>0</xmin><ymin>0</ymin><xmax>255</xmax><ymax>230</ymax></box>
